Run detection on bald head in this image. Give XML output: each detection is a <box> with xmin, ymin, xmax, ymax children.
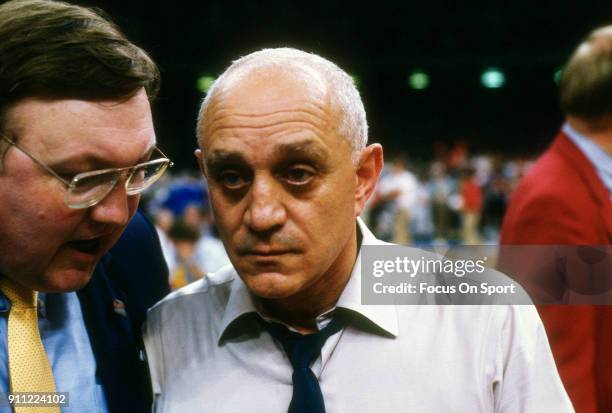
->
<box><xmin>560</xmin><ymin>25</ymin><xmax>612</xmax><ymax>121</ymax></box>
<box><xmin>197</xmin><ymin>48</ymin><xmax>367</xmax><ymax>163</ymax></box>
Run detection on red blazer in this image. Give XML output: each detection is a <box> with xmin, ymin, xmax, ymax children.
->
<box><xmin>500</xmin><ymin>131</ymin><xmax>612</xmax><ymax>413</ymax></box>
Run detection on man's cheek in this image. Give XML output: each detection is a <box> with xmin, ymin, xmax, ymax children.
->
<box><xmin>128</xmin><ymin>195</ymin><xmax>141</xmax><ymax>215</ymax></box>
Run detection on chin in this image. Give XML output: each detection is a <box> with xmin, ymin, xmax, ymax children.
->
<box><xmin>42</xmin><ymin>267</ymin><xmax>96</xmax><ymax>293</ymax></box>
<box><xmin>242</xmin><ymin>271</ymin><xmax>303</xmax><ymax>299</ymax></box>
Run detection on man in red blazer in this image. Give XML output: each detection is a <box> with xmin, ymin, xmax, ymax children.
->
<box><xmin>500</xmin><ymin>26</ymin><xmax>612</xmax><ymax>413</ymax></box>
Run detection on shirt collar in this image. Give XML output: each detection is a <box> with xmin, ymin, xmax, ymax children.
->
<box><xmin>218</xmin><ymin>217</ymin><xmax>399</xmax><ymax>344</ymax></box>
<box><xmin>335</xmin><ymin>218</ymin><xmax>398</xmax><ymax>337</ymax></box>
<box><xmin>563</xmin><ymin>122</ymin><xmax>612</xmax><ymax>196</ymax></box>
<box><xmin>219</xmin><ymin>274</ymin><xmax>261</xmax><ymax>342</ymax></box>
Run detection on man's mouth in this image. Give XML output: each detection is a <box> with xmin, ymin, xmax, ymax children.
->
<box><xmin>66</xmin><ymin>238</ymin><xmax>102</xmax><ymax>255</ymax></box>
<box><xmin>242</xmin><ymin>249</ymin><xmax>295</xmax><ymax>257</ymax></box>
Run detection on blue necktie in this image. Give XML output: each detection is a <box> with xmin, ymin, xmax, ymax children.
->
<box><xmin>264</xmin><ymin>314</ymin><xmax>346</xmax><ymax>413</ymax></box>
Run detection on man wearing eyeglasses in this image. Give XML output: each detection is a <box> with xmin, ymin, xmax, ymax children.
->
<box><xmin>0</xmin><ymin>1</ymin><xmax>170</xmax><ymax>412</ymax></box>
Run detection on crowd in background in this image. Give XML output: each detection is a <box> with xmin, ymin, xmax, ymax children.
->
<box><xmin>141</xmin><ymin>143</ymin><xmax>536</xmax><ymax>289</ymax></box>
<box><xmin>141</xmin><ymin>174</ymin><xmax>230</xmax><ymax>289</ymax></box>
<box><xmin>367</xmin><ymin>144</ymin><xmax>535</xmax><ymax>247</ymax></box>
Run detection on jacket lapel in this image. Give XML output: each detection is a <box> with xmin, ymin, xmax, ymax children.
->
<box><xmin>77</xmin><ymin>253</ymin><xmax>152</xmax><ymax>413</ymax></box>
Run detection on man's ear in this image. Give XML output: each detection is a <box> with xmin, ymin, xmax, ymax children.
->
<box><xmin>195</xmin><ymin>148</ymin><xmax>207</xmax><ymax>178</ymax></box>
<box><xmin>354</xmin><ymin>143</ymin><xmax>383</xmax><ymax>217</ymax></box>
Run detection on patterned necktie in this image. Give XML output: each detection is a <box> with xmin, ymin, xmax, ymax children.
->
<box><xmin>264</xmin><ymin>314</ymin><xmax>347</xmax><ymax>413</ymax></box>
<box><xmin>0</xmin><ymin>277</ymin><xmax>59</xmax><ymax>413</ymax></box>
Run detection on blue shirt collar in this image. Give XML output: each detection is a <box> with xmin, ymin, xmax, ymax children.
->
<box><xmin>563</xmin><ymin>122</ymin><xmax>612</xmax><ymax>198</ymax></box>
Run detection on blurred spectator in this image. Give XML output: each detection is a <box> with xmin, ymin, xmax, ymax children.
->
<box><xmin>481</xmin><ymin>166</ymin><xmax>510</xmax><ymax>242</ymax></box>
<box><xmin>428</xmin><ymin>161</ymin><xmax>455</xmax><ymax>242</ymax></box>
<box><xmin>167</xmin><ymin>220</ymin><xmax>204</xmax><ymax>289</ymax></box>
<box><xmin>194</xmin><ymin>232</ymin><xmax>230</xmax><ymax>278</ymax></box>
<box><xmin>447</xmin><ymin>141</ymin><xmax>468</xmax><ymax>169</ymax></box>
<box><xmin>152</xmin><ymin>173</ymin><xmax>208</xmax><ymax>217</ymax></box>
<box><xmin>410</xmin><ymin>177</ymin><xmax>435</xmax><ymax>244</ymax></box>
<box><xmin>500</xmin><ymin>25</ymin><xmax>612</xmax><ymax>412</ymax></box>
<box><xmin>459</xmin><ymin>167</ymin><xmax>483</xmax><ymax>244</ymax></box>
<box><xmin>183</xmin><ymin>204</ymin><xmax>203</xmax><ymax>229</ymax></box>
<box><xmin>153</xmin><ymin>208</ymin><xmax>176</xmax><ymax>271</ymax></box>
<box><xmin>375</xmin><ymin>154</ymin><xmax>418</xmax><ymax>244</ymax></box>
<box><xmin>473</xmin><ymin>154</ymin><xmax>493</xmax><ymax>186</ymax></box>
<box><xmin>148</xmin><ymin>178</ymin><xmax>232</xmax><ymax>289</ymax></box>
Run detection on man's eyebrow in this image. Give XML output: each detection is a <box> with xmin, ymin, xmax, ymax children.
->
<box><xmin>205</xmin><ymin>150</ymin><xmax>248</xmax><ymax>170</ymax></box>
<box><xmin>49</xmin><ymin>144</ymin><xmax>157</xmax><ymax>170</ymax></box>
<box><xmin>204</xmin><ymin>140</ymin><xmax>330</xmax><ymax>170</ymax></box>
<box><xmin>272</xmin><ymin>140</ymin><xmax>329</xmax><ymax>162</ymax></box>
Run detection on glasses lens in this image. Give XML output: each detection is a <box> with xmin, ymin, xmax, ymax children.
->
<box><xmin>66</xmin><ymin>171</ymin><xmax>120</xmax><ymax>209</ymax></box>
<box><xmin>126</xmin><ymin>160</ymin><xmax>169</xmax><ymax>195</ymax></box>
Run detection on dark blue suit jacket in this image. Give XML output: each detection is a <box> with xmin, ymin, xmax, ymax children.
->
<box><xmin>77</xmin><ymin>211</ymin><xmax>170</xmax><ymax>413</ymax></box>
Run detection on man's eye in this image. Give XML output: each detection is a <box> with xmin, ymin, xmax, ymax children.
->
<box><xmin>218</xmin><ymin>171</ymin><xmax>248</xmax><ymax>189</ymax></box>
<box><xmin>284</xmin><ymin>167</ymin><xmax>315</xmax><ymax>185</ymax></box>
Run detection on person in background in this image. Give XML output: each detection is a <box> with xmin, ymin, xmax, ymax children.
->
<box><xmin>428</xmin><ymin>161</ymin><xmax>454</xmax><ymax>242</ymax></box>
<box><xmin>459</xmin><ymin>167</ymin><xmax>483</xmax><ymax>244</ymax></box>
<box><xmin>0</xmin><ymin>1</ymin><xmax>170</xmax><ymax>411</ymax></box>
<box><xmin>500</xmin><ymin>25</ymin><xmax>612</xmax><ymax>413</ymax></box>
<box><xmin>193</xmin><ymin>205</ymin><xmax>231</xmax><ymax>276</ymax></box>
<box><xmin>375</xmin><ymin>154</ymin><xmax>419</xmax><ymax>244</ymax></box>
<box><xmin>153</xmin><ymin>208</ymin><xmax>177</xmax><ymax>271</ymax></box>
<box><xmin>167</xmin><ymin>220</ymin><xmax>204</xmax><ymax>289</ymax></box>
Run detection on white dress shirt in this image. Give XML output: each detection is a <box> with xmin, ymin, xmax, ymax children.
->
<box><xmin>144</xmin><ymin>219</ymin><xmax>573</xmax><ymax>413</ymax></box>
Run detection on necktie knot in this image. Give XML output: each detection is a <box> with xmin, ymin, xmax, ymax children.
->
<box><xmin>0</xmin><ymin>277</ymin><xmax>37</xmax><ymax>308</ymax></box>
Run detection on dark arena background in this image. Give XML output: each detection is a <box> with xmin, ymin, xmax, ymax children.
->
<box><xmin>76</xmin><ymin>0</ymin><xmax>612</xmax><ymax>169</ymax></box>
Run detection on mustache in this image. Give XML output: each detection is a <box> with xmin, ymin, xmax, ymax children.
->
<box><xmin>235</xmin><ymin>232</ymin><xmax>301</xmax><ymax>255</ymax></box>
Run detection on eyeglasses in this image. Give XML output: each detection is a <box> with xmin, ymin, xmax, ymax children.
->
<box><xmin>0</xmin><ymin>134</ymin><xmax>173</xmax><ymax>209</ymax></box>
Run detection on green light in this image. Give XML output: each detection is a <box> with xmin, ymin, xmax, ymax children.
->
<box><xmin>481</xmin><ymin>68</ymin><xmax>505</xmax><ymax>88</ymax></box>
<box><xmin>196</xmin><ymin>75</ymin><xmax>216</xmax><ymax>93</ymax></box>
<box><xmin>351</xmin><ymin>74</ymin><xmax>360</xmax><ymax>88</ymax></box>
<box><xmin>408</xmin><ymin>71</ymin><xmax>429</xmax><ymax>90</ymax></box>
<box><xmin>554</xmin><ymin>68</ymin><xmax>563</xmax><ymax>84</ymax></box>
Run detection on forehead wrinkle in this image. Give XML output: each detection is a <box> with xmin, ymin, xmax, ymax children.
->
<box><xmin>212</xmin><ymin>106</ymin><xmax>328</xmax><ymax>125</ymax></box>
<box><xmin>204</xmin><ymin>103</ymin><xmax>331</xmax><ymax>139</ymax></box>
<box><xmin>201</xmin><ymin>78</ymin><xmax>335</xmax><ymax>143</ymax></box>
<box><xmin>205</xmin><ymin>109</ymin><xmax>332</xmax><ymax>148</ymax></box>
<box><xmin>208</xmin><ymin>122</ymin><xmax>330</xmax><ymax>146</ymax></box>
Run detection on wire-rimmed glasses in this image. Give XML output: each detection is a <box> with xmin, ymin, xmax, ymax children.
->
<box><xmin>0</xmin><ymin>134</ymin><xmax>173</xmax><ymax>209</ymax></box>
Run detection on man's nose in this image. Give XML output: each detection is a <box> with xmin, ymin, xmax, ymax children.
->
<box><xmin>89</xmin><ymin>180</ymin><xmax>132</xmax><ymax>227</ymax></box>
<box><xmin>243</xmin><ymin>176</ymin><xmax>287</xmax><ymax>233</ymax></box>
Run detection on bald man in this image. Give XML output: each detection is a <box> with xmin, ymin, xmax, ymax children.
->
<box><xmin>145</xmin><ymin>48</ymin><xmax>571</xmax><ymax>412</ymax></box>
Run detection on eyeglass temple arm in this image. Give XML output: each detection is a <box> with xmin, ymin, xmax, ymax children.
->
<box><xmin>154</xmin><ymin>146</ymin><xmax>174</xmax><ymax>167</ymax></box>
<box><xmin>0</xmin><ymin>134</ymin><xmax>71</xmax><ymax>186</ymax></box>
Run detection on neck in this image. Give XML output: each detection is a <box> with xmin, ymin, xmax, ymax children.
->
<box><xmin>261</xmin><ymin>226</ymin><xmax>361</xmax><ymax>333</ymax></box>
<box><xmin>567</xmin><ymin>116</ymin><xmax>612</xmax><ymax>155</ymax></box>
